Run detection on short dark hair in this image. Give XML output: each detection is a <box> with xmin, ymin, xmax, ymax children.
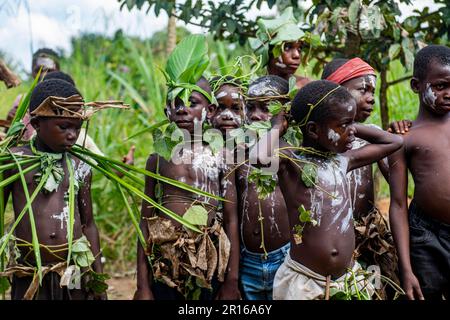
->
<box><xmin>248</xmin><ymin>75</ymin><xmax>289</xmax><ymax>98</ymax></box>
<box><xmin>291</xmin><ymin>80</ymin><xmax>354</xmax><ymax>128</ymax></box>
<box><xmin>29</xmin><ymin>79</ymin><xmax>81</xmax><ymax>113</ymax></box>
<box><xmin>32</xmin><ymin>48</ymin><xmax>60</xmax><ymax>70</ymax></box>
<box><xmin>321</xmin><ymin>58</ymin><xmax>349</xmax><ymax>80</ymax></box>
<box><xmin>42</xmin><ymin>71</ymin><xmax>75</xmax><ymax>86</ymax></box>
<box><xmin>414</xmin><ymin>45</ymin><xmax>450</xmax><ymax>80</ymax></box>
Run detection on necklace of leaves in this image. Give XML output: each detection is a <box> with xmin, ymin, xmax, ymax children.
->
<box><xmin>29</xmin><ymin>136</ymin><xmax>67</xmax><ymax>194</ymax></box>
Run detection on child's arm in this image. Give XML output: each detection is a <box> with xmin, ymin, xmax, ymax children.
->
<box><xmin>78</xmin><ymin>169</ymin><xmax>106</xmax><ymax>299</ymax></box>
<box><xmin>388</xmin><ymin>147</ymin><xmax>424</xmax><ymax>300</ymax></box>
<box><xmin>252</xmin><ymin>111</ymin><xmax>288</xmax><ymax>170</ymax></box>
<box><xmin>215</xmin><ymin>159</ymin><xmax>241</xmax><ymax>300</ymax></box>
<box><xmin>346</xmin><ymin>123</ymin><xmax>403</xmax><ymax>172</ymax></box>
<box><xmin>134</xmin><ymin>154</ymin><xmax>158</xmax><ymax>300</ymax></box>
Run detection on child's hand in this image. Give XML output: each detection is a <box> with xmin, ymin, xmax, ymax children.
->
<box><xmin>133</xmin><ymin>288</ymin><xmax>154</xmax><ymax>300</ymax></box>
<box><xmin>401</xmin><ymin>271</ymin><xmax>424</xmax><ymax>300</ymax></box>
<box><xmin>387</xmin><ymin>120</ymin><xmax>412</xmax><ymax>134</ymax></box>
<box><xmin>122</xmin><ymin>145</ymin><xmax>136</xmax><ymax>166</ymax></box>
<box><xmin>215</xmin><ymin>281</ymin><xmax>241</xmax><ymax>300</ymax></box>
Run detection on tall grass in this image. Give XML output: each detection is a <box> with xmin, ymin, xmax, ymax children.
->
<box><xmin>0</xmin><ymin>31</ymin><xmax>419</xmax><ymax>272</ymax></box>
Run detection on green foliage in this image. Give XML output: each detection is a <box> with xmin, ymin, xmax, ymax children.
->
<box><xmin>301</xmin><ymin>163</ymin><xmax>318</xmax><ymax>188</ymax></box>
<box><xmin>163</xmin><ymin>34</ymin><xmax>212</xmax><ymax>106</ymax></box>
<box><xmin>86</xmin><ymin>271</ymin><xmax>110</xmax><ymax>294</ymax></box>
<box><xmin>248</xmin><ymin>168</ymin><xmax>277</xmax><ymax>200</ymax></box>
<box><xmin>183</xmin><ymin>205</ymin><xmax>208</xmax><ymax>226</ymax></box>
<box><xmin>152</xmin><ymin>122</ymin><xmax>184</xmax><ymax>161</ymax></box>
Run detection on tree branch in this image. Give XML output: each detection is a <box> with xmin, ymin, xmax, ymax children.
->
<box><xmin>387</xmin><ymin>75</ymin><xmax>412</xmax><ymax>87</ymax></box>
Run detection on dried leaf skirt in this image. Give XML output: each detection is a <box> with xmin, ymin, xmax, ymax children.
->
<box><xmin>145</xmin><ymin>216</ymin><xmax>230</xmax><ymax>298</ymax></box>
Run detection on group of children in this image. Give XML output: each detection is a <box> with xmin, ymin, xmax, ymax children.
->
<box><xmin>1</xmin><ymin>27</ymin><xmax>449</xmax><ymax>300</ymax></box>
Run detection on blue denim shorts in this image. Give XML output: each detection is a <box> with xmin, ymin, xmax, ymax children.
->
<box><xmin>239</xmin><ymin>242</ymin><xmax>290</xmax><ymax>300</ymax></box>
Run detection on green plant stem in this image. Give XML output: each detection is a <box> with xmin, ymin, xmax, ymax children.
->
<box><xmin>71</xmin><ymin>147</ymin><xmax>225</xmax><ymax>202</ymax></box>
<box><xmin>0</xmin><ymin>162</ymin><xmax>40</xmax><ymax>188</ymax></box>
<box><xmin>65</xmin><ymin>156</ymin><xmax>76</xmax><ymax>265</ymax></box>
<box><xmin>257</xmin><ymin>200</ymin><xmax>268</xmax><ymax>259</ymax></box>
<box><xmin>71</xmin><ymin>151</ymin><xmax>202</xmax><ymax>233</ymax></box>
<box><xmin>10</xmin><ymin>153</ymin><xmax>43</xmax><ymax>283</ymax></box>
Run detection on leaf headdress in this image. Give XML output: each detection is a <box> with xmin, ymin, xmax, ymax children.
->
<box><xmin>161</xmin><ymin>34</ymin><xmax>213</xmax><ymax>107</ymax></box>
<box><xmin>249</xmin><ymin>7</ymin><xmax>306</xmax><ymax>66</ymax></box>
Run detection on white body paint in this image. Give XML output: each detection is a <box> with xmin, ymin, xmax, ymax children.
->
<box><xmin>327</xmin><ymin>128</ymin><xmax>340</xmax><ymax>146</ymax></box>
<box><xmin>423</xmin><ymin>82</ymin><xmax>437</xmax><ymax>107</ymax></box>
<box><xmin>219</xmin><ymin>109</ymin><xmax>242</xmax><ymax>125</ymax></box>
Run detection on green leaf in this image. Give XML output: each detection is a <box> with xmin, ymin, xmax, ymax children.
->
<box><xmin>5</xmin><ymin>121</ymin><xmax>25</xmax><ymax>138</ymax></box>
<box><xmin>165</xmin><ymin>34</ymin><xmax>209</xmax><ymax>86</ymax></box>
<box><xmin>282</xmin><ymin>126</ymin><xmax>303</xmax><ymax>147</ymax></box>
<box><xmin>244</xmin><ymin>120</ymin><xmax>271</xmax><ymax>138</ymax></box>
<box><xmin>86</xmin><ymin>271</ymin><xmax>110</xmax><ymax>294</ymax></box>
<box><xmin>288</xmin><ymin>76</ymin><xmax>298</xmax><ymax>100</ymax></box>
<box><xmin>183</xmin><ymin>205</ymin><xmax>208</xmax><ymax>226</ymax></box>
<box><xmin>0</xmin><ymin>276</ymin><xmax>10</xmax><ymax>294</ymax></box>
<box><xmin>268</xmin><ymin>101</ymin><xmax>283</xmax><ymax>116</ymax></box>
<box><xmin>388</xmin><ymin>43</ymin><xmax>401</xmax><ymax>60</ymax></box>
<box><xmin>203</xmin><ymin>129</ymin><xmax>224</xmax><ymax>155</ymax></box>
<box><xmin>248</xmin><ymin>168</ymin><xmax>277</xmax><ymax>200</ymax></box>
<box><xmin>348</xmin><ymin>0</ymin><xmax>360</xmax><ymax>25</ymax></box>
<box><xmin>301</xmin><ymin>163</ymin><xmax>317</xmax><ymax>188</ymax></box>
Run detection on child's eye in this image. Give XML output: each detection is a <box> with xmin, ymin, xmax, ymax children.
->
<box><xmin>435</xmin><ymin>83</ymin><xmax>445</xmax><ymax>90</ymax></box>
<box><xmin>59</xmin><ymin>125</ymin><xmax>67</xmax><ymax>130</ymax></box>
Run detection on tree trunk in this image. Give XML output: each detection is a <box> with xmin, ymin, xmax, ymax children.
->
<box><xmin>379</xmin><ymin>68</ymin><xmax>389</xmax><ymax>130</ymax></box>
<box><xmin>166</xmin><ymin>9</ymin><xmax>177</xmax><ymax>56</ymax></box>
<box><xmin>0</xmin><ymin>59</ymin><xmax>21</xmax><ymax>88</ymax></box>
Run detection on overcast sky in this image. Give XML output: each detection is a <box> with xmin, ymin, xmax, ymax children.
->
<box><xmin>0</xmin><ymin>0</ymin><xmax>443</xmax><ymax>72</ymax></box>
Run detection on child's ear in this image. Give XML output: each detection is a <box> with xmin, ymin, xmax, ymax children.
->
<box><xmin>305</xmin><ymin>121</ymin><xmax>319</xmax><ymax>140</ymax></box>
<box><xmin>410</xmin><ymin>77</ymin><xmax>420</xmax><ymax>93</ymax></box>
<box><xmin>30</xmin><ymin>117</ymin><xmax>40</xmax><ymax>131</ymax></box>
<box><xmin>206</xmin><ymin>103</ymin><xmax>217</xmax><ymax>118</ymax></box>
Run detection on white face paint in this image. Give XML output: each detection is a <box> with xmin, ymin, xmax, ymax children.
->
<box><xmin>327</xmin><ymin>128</ymin><xmax>340</xmax><ymax>146</ymax></box>
<box><xmin>201</xmin><ymin>108</ymin><xmax>207</xmax><ymax>123</ymax></box>
<box><xmin>216</xmin><ymin>91</ymin><xmax>228</xmax><ymax>99</ymax></box>
<box><xmin>275</xmin><ymin>56</ymin><xmax>287</xmax><ymax>69</ymax></box>
<box><xmin>230</xmin><ymin>92</ymin><xmax>241</xmax><ymax>99</ymax></box>
<box><xmin>220</xmin><ymin>109</ymin><xmax>242</xmax><ymax>125</ymax></box>
<box><xmin>368</xmin><ymin>75</ymin><xmax>376</xmax><ymax>88</ymax></box>
<box><xmin>347</xmin><ymin>104</ymin><xmax>354</xmax><ymax>112</ymax></box>
<box><xmin>361</xmin><ymin>77</ymin><xmax>367</xmax><ymax>90</ymax></box>
<box><xmin>423</xmin><ymin>83</ymin><xmax>437</xmax><ymax>108</ymax></box>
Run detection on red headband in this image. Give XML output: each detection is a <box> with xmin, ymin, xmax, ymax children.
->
<box><xmin>326</xmin><ymin>58</ymin><xmax>376</xmax><ymax>84</ymax></box>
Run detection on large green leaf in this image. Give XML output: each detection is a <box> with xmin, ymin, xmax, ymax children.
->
<box><xmin>165</xmin><ymin>34</ymin><xmax>208</xmax><ymax>84</ymax></box>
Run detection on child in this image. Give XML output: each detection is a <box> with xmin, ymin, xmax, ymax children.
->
<box><xmin>388</xmin><ymin>45</ymin><xmax>450</xmax><ymax>300</ymax></box>
<box><xmin>134</xmin><ymin>77</ymin><xmax>241</xmax><ymax>300</ymax></box>
<box><xmin>1</xmin><ymin>79</ymin><xmax>105</xmax><ymax>300</ymax></box>
<box><xmin>250</xmin><ymin>7</ymin><xmax>310</xmax><ymax>89</ymax></box>
<box><xmin>237</xmin><ymin>76</ymin><xmax>291</xmax><ymax>300</ymax></box>
<box><xmin>321</xmin><ymin>58</ymin><xmax>400</xmax><ymax>295</ymax></box>
<box><xmin>256</xmin><ymin>80</ymin><xmax>402</xmax><ymax>299</ymax></box>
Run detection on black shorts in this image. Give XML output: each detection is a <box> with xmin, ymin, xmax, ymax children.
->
<box><xmin>408</xmin><ymin>200</ymin><xmax>450</xmax><ymax>300</ymax></box>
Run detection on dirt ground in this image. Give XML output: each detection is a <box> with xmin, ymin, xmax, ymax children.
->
<box><xmin>105</xmin><ymin>197</ymin><xmax>395</xmax><ymax>300</ymax></box>
<box><xmin>107</xmin><ymin>274</ymin><xmax>136</xmax><ymax>300</ymax></box>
